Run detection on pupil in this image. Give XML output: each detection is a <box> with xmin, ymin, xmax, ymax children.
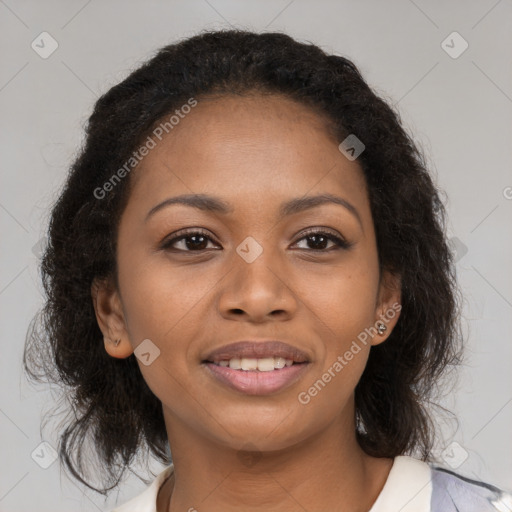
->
<box><xmin>187</xmin><ymin>235</ymin><xmax>207</xmax><ymax>250</ymax></box>
<box><xmin>308</xmin><ymin>234</ymin><xmax>327</xmax><ymax>250</ymax></box>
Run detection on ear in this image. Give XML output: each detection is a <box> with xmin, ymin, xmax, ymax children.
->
<box><xmin>371</xmin><ymin>269</ymin><xmax>402</xmax><ymax>347</ymax></box>
<box><xmin>91</xmin><ymin>276</ymin><xmax>134</xmax><ymax>358</ymax></box>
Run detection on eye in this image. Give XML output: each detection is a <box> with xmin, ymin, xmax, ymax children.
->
<box><xmin>160</xmin><ymin>227</ymin><xmax>352</xmax><ymax>253</ymax></box>
<box><xmin>160</xmin><ymin>228</ymin><xmax>220</xmax><ymax>252</ymax></box>
<box><xmin>292</xmin><ymin>228</ymin><xmax>352</xmax><ymax>252</ymax></box>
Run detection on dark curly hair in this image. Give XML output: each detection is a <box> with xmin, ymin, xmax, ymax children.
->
<box><xmin>24</xmin><ymin>28</ymin><xmax>464</xmax><ymax>495</ymax></box>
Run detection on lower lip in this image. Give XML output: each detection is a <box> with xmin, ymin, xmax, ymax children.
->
<box><xmin>204</xmin><ymin>362</ymin><xmax>310</xmax><ymax>395</ymax></box>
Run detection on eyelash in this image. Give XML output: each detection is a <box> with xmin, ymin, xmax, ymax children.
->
<box><xmin>160</xmin><ymin>227</ymin><xmax>352</xmax><ymax>253</ymax></box>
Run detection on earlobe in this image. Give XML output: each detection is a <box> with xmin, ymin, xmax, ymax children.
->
<box><xmin>372</xmin><ymin>270</ymin><xmax>402</xmax><ymax>346</ymax></box>
<box><xmin>103</xmin><ymin>336</ymin><xmax>134</xmax><ymax>359</ymax></box>
<box><xmin>370</xmin><ymin>321</ymin><xmax>389</xmax><ymax>347</ymax></box>
<box><xmin>91</xmin><ymin>277</ymin><xmax>134</xmax><ymax>359</ymax></box>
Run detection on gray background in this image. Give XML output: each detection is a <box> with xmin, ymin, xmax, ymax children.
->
<box><xmin>1</xmin><ymin>0</ymin><xmax>511</xmax><ymax>510</ymax></box>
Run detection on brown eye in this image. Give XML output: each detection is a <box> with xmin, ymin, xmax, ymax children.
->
<box><xmin>293</xmin><ymin>229</ymin><xmax>352</xmax><ymax>252</ymax></box>
<box><xmin>161</xmin><ymin>229</ymin><xmax>220</xmax><ymax>252</ymax></box>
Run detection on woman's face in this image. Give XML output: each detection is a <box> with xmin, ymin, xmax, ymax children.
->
<box><xmin>94</xmin><ymin>93</ymin><xmax>401</xmax><ymax>452</ymax></box>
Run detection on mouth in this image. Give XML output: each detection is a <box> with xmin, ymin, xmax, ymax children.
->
<box><xmin>201</xmin><ymin>341</ymin><xmax>311</xmax><ymax>395</ymax></box>
<box><xmin>203</xmin><ymin>340</ymin><xmax>310</xmax><ymax>365</ymax></box>
<box><xmin>207</xmin><ymin>356</ymin><xmax>301</xmax><ymax>371</ymax></box>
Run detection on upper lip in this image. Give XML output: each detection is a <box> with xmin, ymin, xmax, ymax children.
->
<box><xmin>203</xmin><ymin>341</ymin><xmax>310</xmax><ymax>363</ymax></box>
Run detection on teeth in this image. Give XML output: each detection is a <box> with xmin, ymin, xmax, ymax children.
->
<box><xmin>229</xmin><ymin>358</ymin><xmax>242</xmax><ymax>370</ymax></box>
<box><xmin>274</xmin><ymin>357</ymin><xmax>286</xmax><ymax>369</ymax></box>
<box><xmin>216</xmin><ymin>357</ymin><xmax>299</xmax><ymax>370</ymax></box>
<box><xmin>241</xmin><ymin>358</ymin><xmax>258</xmax><ymax>370</ymax></box>
<box><xmin>257</xmin><ymin>357</ymin><xmax>275</xmax><ymax>372</ymax></box>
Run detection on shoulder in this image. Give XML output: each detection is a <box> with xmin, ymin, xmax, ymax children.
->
<box><xmin>429</xmin><ymin>464</ymin><xmax>512</xmax><ymax>512</ymax></box>
<box><xmin>110</xmin><ymin>465</ymin><xmax>174</xmax><ymax>512</ymax></box>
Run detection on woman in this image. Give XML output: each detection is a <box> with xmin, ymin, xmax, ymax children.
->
<box><xmin>24</xmin><ymin>29</ymin><xmax>512</xmax><ymax>511</ymax></box>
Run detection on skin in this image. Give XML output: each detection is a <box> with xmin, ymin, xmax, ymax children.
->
<box><xmin>92</xmin><ymin>93</ymin><xmax>402</xmax><ymax>512</ymax></box>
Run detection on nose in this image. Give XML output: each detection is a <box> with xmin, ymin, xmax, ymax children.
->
<box><xmin>217</xmin><ymin>245</ymin><xmax>298</xmax><ymax>323</ymax></box>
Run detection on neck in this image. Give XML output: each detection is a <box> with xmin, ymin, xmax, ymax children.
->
<box><xmin>159</xmin><ymin>407</ymin><xmax>393</xmax><ymax>512</ymax></box>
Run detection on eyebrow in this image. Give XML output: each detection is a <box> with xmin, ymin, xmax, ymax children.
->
<box><xmin>145</xmin><ymin>193</ymin><xmax>363</xmax><ymax>228</ymax></box>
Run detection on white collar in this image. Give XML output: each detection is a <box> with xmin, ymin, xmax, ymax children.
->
<box><xmin>111</xmin><ymin>464</ymin><xmax>174</xmax><ymax>512</ymax></box>
<box><xmin>369</xmin><ymin>455</ymin><xmax>432</xmax><ymax>512</ymax></box>
<box><xmin>113</xmin><ymin>456</ymin><xmax>432</xmax><ymax>512</ymax></box>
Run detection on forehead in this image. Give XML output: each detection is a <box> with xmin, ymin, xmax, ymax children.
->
<box><xmin>129</xmin><ymin>93</ymin><xmax>369</xmax><ymax>217</ymax></box>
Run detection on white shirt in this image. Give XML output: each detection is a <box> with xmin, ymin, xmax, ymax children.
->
<box><xmin>369</xmin><ymin>456</ymin><xmax>431</xmax><ymax>511</ymax></box>
<box><xmin>111</xmin><ymin>455</ymin><xmax>431</xmax><ymax>512</ymax></box>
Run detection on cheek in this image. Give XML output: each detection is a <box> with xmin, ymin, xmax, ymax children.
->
<box><xmin>300</xmin><ymin>259</ymin><xmax>379</xmax><ymax>342</ymax></box>
<box><xmin>294</xmin><ymin>258</ymin><xmax>378</xmax><ymax>398</ymax></box>
<box><xmin>116</xmin><ymin>251</ymin><xmax>219</xmax><ymax>398</ymax></box>
<box><xmin>118</xmin><ymin>262</ymin><xmax>200</xmax><ymax>410</ymax></box>
<box><xmin>296</xmin><ymin>287</ymin><xmax>372</xmax><ymax>418</ymax></box>
<box><xmin>117</xmin><ymin>249</ymin><xmax>212</xmax><ymax>343</ymax></box>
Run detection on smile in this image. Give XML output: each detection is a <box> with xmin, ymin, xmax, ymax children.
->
<box><xmin>203</xmin><ymin>359</ymin><xmax>310</xmax><ymax>395</ymax></box>
<box><xmin>211</xmin><ymin>356</ymin><xmax>295</xmax><ymax>371</ymax></box>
